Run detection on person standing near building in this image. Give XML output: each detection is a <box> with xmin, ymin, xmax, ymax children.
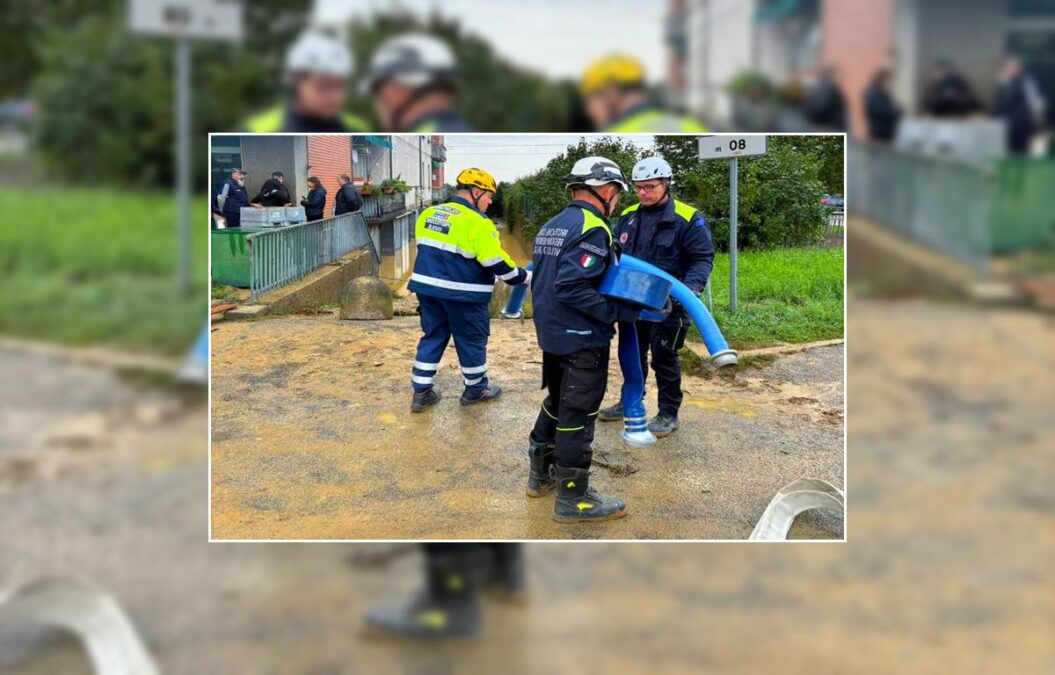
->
<box><xmin>407</xmin><ymin>168</ymin><xmax>529</xmax><ymax>412</ymax></box>
<box><xmin>864</xmin><ymin>69</ymin><xmax>902</xmax><ymax>142</ymax></box>
<box><xmin>245</xmin><ymin>32</ymin><xmax>368</xmax><ymax>133</ymax></box>
<box><xmin>993</xmin><ymin>54</ymin><xmax>1048</xmax><ymax>155</ymax></box>
<box><xmin>922</xmin><ymin>60</ymin><xmax>982</xmax><ymax>118</ymax></box>
<box><xmin>361</xmin><ymin>33</ymin><xmax>474</xmax><ymax>133</ymax></box>
<box><xmin>526</xmin><ymin>157</ymin><xmax>648</xmax><ymax>524</ymax></box>
<box><xmin>251</xmin><ymin>171</ymin><xmax>291</xmax><ymax>207</ymax></box>
<box><xmin>579</xmin><ymin>54</ymin><xmax>706</xmax><ymax>133</ymax></box>
<box><xmin>213</xmin><ymin>168</ymin><xmax>249</xmax><ymax>229</ymax></box>
<box><xmin>597</xmin><ymin>157</ymin><xmax>713</xmax><ymax>438</ymax></box>
<box><xmin>301</xmin><ymin>176</ymin><xmax>327</xmax><ymax>221</ymax></box>
<box><xmin>333</xmin><ymin>174</ymin><xmax>364</xmax><ymax>216</ymax></box>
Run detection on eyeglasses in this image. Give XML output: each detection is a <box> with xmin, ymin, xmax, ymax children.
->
<box><xmin>634</xmin><ymin>183</ymin><xmax>664</xmax><ymax>193</ymax></box>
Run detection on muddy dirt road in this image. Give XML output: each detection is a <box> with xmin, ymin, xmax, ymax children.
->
<box><xmin>2</xmin><ymin>296</ymin><xmax>1053</xmax><ymax>673</ymax></box>
<box><xmin>210</xmin><ymin>316</ymin><xmax>845</xmax><ymax>540</ymax></box>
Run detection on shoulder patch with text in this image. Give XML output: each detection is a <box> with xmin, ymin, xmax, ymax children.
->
<box><xmin>578</xmin><ymin>241</ymin><xmax>607</xmax><ymax>257</ymax></box>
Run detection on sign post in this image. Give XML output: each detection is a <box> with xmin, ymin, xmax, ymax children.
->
<box><xmin>698</xmin><ymin>135</ymin><xmax>768</xmax><ymax>312</ymax></box>
<box><xmin>129</xmin><ymin>0</ymin><xmax>243</xmax><ymax>296</ymax></box>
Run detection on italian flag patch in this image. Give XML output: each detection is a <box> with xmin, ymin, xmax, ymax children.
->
<box><xmin>580</xmin><ymin>254</ymin><xmax>596</xmax><ymax>268</ymax></box>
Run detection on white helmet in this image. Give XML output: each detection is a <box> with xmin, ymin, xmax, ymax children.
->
<box><xmin>565</xmin><ymin>156</ymin><xmax>628</xmax><ymax>191</ymax></box>
<box><xmin>361</xmin><ymin>33</ymin><xmax>458</xmax><ymax>93</ymax></box>
<box><xmin>285</xmin><ymin>32</ymin><xmax>353</xmax><ymax>79</ymax></box>
<box><xmin>632</xmin><ymin>156</ymin><xmax>673</xmax><ymax>182</ymax></box>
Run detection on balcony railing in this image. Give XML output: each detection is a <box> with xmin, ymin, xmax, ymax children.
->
<box><xmin>361</xmin><ymin>192</ymin><xmax>407</xmax><ymax>219</ymax></box>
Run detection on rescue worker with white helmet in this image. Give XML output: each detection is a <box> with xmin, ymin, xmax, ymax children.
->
<box><xmin>526</xmin><ymin>157</ymin><xmax>654</xmax><ymax>524</ymax></box>
<box><xmin>361</xmin><ymin>33</ymin><xmax>474</xmax><ymax>133</ymax></box>
<box><xmin>245</xmin><ymin>31</ymin><xmax>368</xmax><ymax>132</ymax></box>
<box><xmin>580</xmin><ymin>54</ymin><xmax>707</xmax><ymax>133</ymax></box>
<box><xmin>408</xmin><ymin>168</ymin><xmax>529</xmax><ymax>412</ymax></box>
<box><xmin>598</xmin><ymin>156</ymin><xmax>714</xmax><ymax>437</ymax></box>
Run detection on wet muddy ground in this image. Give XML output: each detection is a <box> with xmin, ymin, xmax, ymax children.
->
<box><xmin>210</xmin><ymin>315</ymin><xmax>845</xmax><ymax>540</ymax></box>
<box><xmin>2</xmin><ymin>295</ymin><xmax>1053</xmax><ymax>672</ymax></box>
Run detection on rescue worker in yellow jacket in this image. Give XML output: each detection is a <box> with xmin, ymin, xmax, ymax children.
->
<box><xmin>580</xmin><ymin>54</ymin><xmax>707</xmax><ymax>133</ymax></box>
<box><xmin>408</xmin><ymin>168</ymin><xmax>530</xmax><ymax>412</ymax></box>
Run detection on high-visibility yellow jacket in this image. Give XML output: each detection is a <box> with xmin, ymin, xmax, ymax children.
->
<box><xmin>408</xmin><ymin>196</ymin><xmax>528</xmax><ymax>303</ymax></box>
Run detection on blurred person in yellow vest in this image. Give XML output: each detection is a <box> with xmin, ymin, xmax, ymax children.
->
<box><xmin>580</xmin><ymin>54</ymin><xmax>706</xmax><ymax>133</ymax></box>
<box><xmin>245</xmin><ymin>31</ymin><xmax>368</xmax><ymax>133</ymax></box>
<box><xmin>361</xmin><ymin>33</ymin><xmax>474</xmax><ymax>133</ymax></box>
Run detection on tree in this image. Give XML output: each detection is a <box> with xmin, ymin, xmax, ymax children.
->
<box><xmin>637</xmin><ymin>135</ymin><xmax>832</xmax><ymax>250</ymax></box>
<box><xmin>512</xmin><ymin>137</ymin><xmax>644</xmax><ymax>241</ymax></box>
<box><xmin>30</xmin><ymin>1</ymin><xmax>311</xmax><ymax>187</ymax></box>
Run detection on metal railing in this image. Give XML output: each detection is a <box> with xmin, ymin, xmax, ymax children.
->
<box><xmin>246</xmin><ymin>211</ymin><xmax>379</xmax><ymax>302</ymax></box>
<box><xmin>361</xmin><ymin>192</ymin><xmax>407</xmax><ymax>219</ymax></box>
<box><xmin>823</xmin><ymin>211</ymin><xmax>845</xmax><ymax>248</ymax></box>
<box><xmin>848</xmin><ymin>139</ymin><xmax>994</xmax><ymax>272</ymax></box>
<box><xmin>431</xmin><ymin>187</ymin><xmax>448</xmax><ymax>203</ymax></box>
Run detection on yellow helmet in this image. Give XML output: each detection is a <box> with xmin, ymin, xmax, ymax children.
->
<box><xmin>456</xmin><ymin>167</ymin><xmax>497</xmax><ymax>193</ymax></box>
<box><xmin>580</xmin><ymin>54</ymin><xmax>646</xmax><ymax>97</ymax></box>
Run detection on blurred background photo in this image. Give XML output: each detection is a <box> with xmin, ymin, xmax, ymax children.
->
<box><xmin>1</xmin><ymin>0</ymin><xmax>1053</xmax><ymax>672</ymax></box>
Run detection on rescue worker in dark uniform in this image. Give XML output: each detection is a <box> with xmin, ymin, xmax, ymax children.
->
<box><xmin>599</xmin><ymin>157</ymin><xmax>714</xmax><ymax>437</ymax></box>
<box><xmin>526</xmin><ymin>157</ymin><xmax>650</xmax><ymax>523</ymax></box>
<box><xmin>213</xmin><ymin>168</ymin><xmax>249</xmax><ymax>229</ymax></box>
<box><xmin>361</xmin><ymin>33</ymin><xmax>475</xmax><ymax>133</ymax></box>
<box><xmin>244</xmin><ymin>32</ymin><xmax>368</xmax><ymax>133</ymax></box>
<box><xmin>301</xmin><ymin>176</ymin><xmax>326</xmax><ymax>221</ymax></box>
<box><xmin>580</xmin><ymin>54</ymin><xmax>706</xmax><ymax>133</ymax></box>
<box><xmin>333</xmin><ymin>174</ymin><xmax>364</xmax><ymax>216</ymax></box>
<box><xmin>250</xmin><ymin>171</ymin><xmax>291</xmax><ymax>208</ymax></box>
<box><xmin>407</xmin><ymin>168</ymin><xmax>529</xmax><ymax>412</ymax></box>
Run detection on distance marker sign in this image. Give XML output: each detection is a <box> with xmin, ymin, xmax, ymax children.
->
<box><xmin>698</xmin><ymin>135</ymin><xmax>768</xmax><ymax>159</ymax></box>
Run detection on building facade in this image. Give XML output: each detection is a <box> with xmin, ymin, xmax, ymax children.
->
<box><xmin>210</xmin><ymin>133</ymin><xmax>447</xmax><ymax>283</ymax></box>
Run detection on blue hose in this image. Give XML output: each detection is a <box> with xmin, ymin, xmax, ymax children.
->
<box><xmin>500</xmin><ymin>262</ymin><xmax>534</xmax><ymax>319</ymax></box>
<box><xmin>603</xmin><ymin>255</ymin><xmax>737</xmax><ymax>368</ymax></box>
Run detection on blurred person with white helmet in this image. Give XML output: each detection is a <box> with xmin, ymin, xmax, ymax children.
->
<box><xmin>580</xmin><ymin>54</ymin><xmax>706</xmax><ymax>133</ymax></box>
<box><xmin>361</xmin><ymin>33</ymin><xmax>473</xmax><ymax>133</ymax></box>
<box><xmin>525</xmin><ymin>156</ymin><xmax>647</xmax><ymax>524</ymax></box>
<box><xmin>245</xmin><ymin>31</ymin><xmax>368</xmax><ymax>132</ymax></box>
<box><xmin>597</xmin><ymin>156</ymin><xmax>714</xmax><ymax>438</ymax></box>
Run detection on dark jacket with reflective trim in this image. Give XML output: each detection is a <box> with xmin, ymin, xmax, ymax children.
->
<box><xmin>531</xmin><ymin>201</ymin><xmax>641</xmax><ymax>355</ymax></box>
<box><xmin>615</xmin><ymin>197</ymin><xmax>714</xmax><ymax>295</ymax></box>
<box><xmin>408</xmin><ymin>196</ymin><xmax>527</xmax><ymax>304</ymax></box>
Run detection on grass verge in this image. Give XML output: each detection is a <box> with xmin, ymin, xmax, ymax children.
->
<box><xmin>0</xmin><ymin>188</ymin><xmax>207</xmax><ymax>354</ymax></box>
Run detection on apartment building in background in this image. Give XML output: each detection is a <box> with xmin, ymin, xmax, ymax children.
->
<box><xmin>668</xmin><ymin>0</ymin><xmax>1054</xmax><ymax>135</ymax></box>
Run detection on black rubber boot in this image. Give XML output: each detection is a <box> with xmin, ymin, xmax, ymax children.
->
<box><xmin>526</xmin><ymin>439</ymin><xmax>556</xmax><ymax>497</ymax></box>
<box><xmin>597</xmin><ymin>400</ymin><xmax>624</xmax><ymax>421</ymax></box>
<box><xmin>460</xmin><ymin>383</ymin><xmax>502</xmax><ymax>406</ymax></box>
<box><xmin>364</xmin><ymin>551</ymin><xmax>482</xmax><ymax>640</ymax></box>
<box><xmin>485</xmin><ymin>543</ymin><xmax>527</xmax><ymax>602</ymax></box>
<box><xmin>552</xmin><ymin>465</ymin><xmax>627</xmax><ymax>524</ymax></box>
<box><xmin>410</xmin><ymin>388</ymin><xmax>442</xmax><ymax>413</ymax></box>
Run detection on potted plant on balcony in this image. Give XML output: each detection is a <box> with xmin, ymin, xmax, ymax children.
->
<box><xmin>359</xmin><ymin>180</ymin><xmax>375</xmax><ymax>196</ymax></box>
<box><xmin>380</xmin><ymin>176</ymin><xmax>410</xmax><ymax>194</ymax></box>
